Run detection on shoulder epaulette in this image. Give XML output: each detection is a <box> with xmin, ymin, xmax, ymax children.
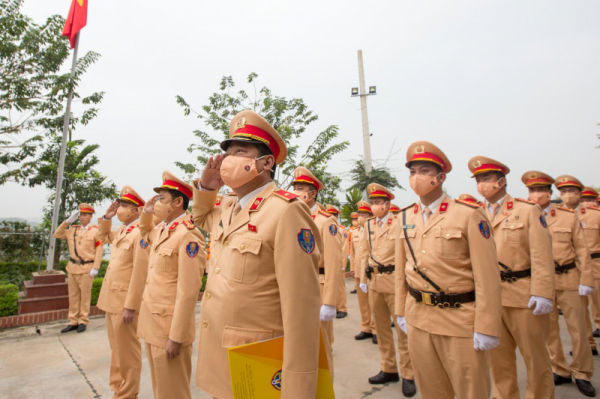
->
<box><xmin>183</xmin><ymin>220</ymin><xmax>196</xmax><ymax>230</ymax></box>
<box><xmin>366</xmin><ymin>216</ymin><xmax>376</xmax><ymax>221</ymax></box>
<box><xmin>455</xmin><ymin>198</ymin><xmax>479</xmax><ymax>208</ymax></box>
<box><xmin>401</xmin><ymin>203</ymin><xmax>417</xmax><ymax>212</ymax></box>
<box><xmin>319</xmin><ymin>210</ymin><xmax>332</xmax><ymax>218</ymax></box>
<box><xmin>558</xmin><ymin>206</ymin><xmax>575</xmax><ymax>213</ymax></box>
<box><xmin>515</xmin><ymin>198</ymin><xmax>535</xmax><ymax>205</ymax></box>
<box><xmin>588</xmin><ymin>206</ymin><xmax>600</xmax><ymax>211</ymax></box>
<box><xmin>273</xmin><ymin>189</ymin><xmax>298</xmax><ymax>201</ymax></box>
<box><xmin>72</xmin><ymin>225</ymin><xmax>80</xmax><ymax>228</ymax></box>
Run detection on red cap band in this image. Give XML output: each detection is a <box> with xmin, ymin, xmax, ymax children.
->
<box><xmin>294</xmin><ymin>175</ymin><xmax>320</xmax><ymax>190</ymax></box>
<box><xmin>411</xmin><ymin>152</ymin><xmax>446</xmax><ymax>172</ymax></box>
<box><xmin>369</xmin><ymin>190</ymin><xmax>392</xmax><ymax>200</ymax></box>
<box><xmin>473</xmin><ymin>163</ymin><xmax>507</xmax><ymax>175</ymax></box>
<box><xmin>233</xmin><ymin>124</ymin><xmax>281</xmax><ymax>162</ymax></box>
<box><xmin>556</xmin><ymin>180</ymin><xmax>583</xmax><ymax>189</ymax></box>
<box><xmin>161</xmin><ymin>179</ymin><xmax>192</xmax><ymax>199</ymax></box>
<box><xmin>121</xmin><ymin>193</ymin><xmax>144</xmax><ymax>206</ymax></box>
<box><xmin>526</xmin><ymin>177</ymin><xmax>553</xmax><ymax>187</ymax></box>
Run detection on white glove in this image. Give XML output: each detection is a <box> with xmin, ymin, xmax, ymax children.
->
<box><xmin>66</xmin><ymin>211</ymin><xmax>79</xmax><ymax>224</ymax></box>
<box><xmin>579</xmin><ymin>285</ymin><xmax>594</xmax><ymax>296</ymax></box>
<box><xmin>319</xmin><ymin>304</ymin><xmax>337</xmax><ymax>321</ymax></box>
<box><xmin>473</xmin><ymin>332</ymin><xmax>500</xmax><ymax>351</ymax></box>
<box><xmin>396</xmin><ymin>316</ymin><xmax>407</xmax><ymax>334</ymax></box>
<box><xmin>359</xmin><ymin>283</ymin><xmax>368</xmax><ymax>293</ymax></box>
<box><xmin>347</xmin><ymin>255</ymin><xmax>351</xmax><ymax>260</ymax></box>
<box><xmin>527</xmin><ymin>295</ymin><xmax>553</xmax><ymax>315</ymax></box>
<box><xmin>89</xmin><ymin>268</ymin><xmax>99</xmax><ymax>277</ymax></box>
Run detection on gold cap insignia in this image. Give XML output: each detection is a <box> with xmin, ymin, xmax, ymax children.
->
<box><xmin>473</xmin><ymin>160</ymin><xmax>481</xmax><ymax>168</ymax></box>
<box><xmin>529</xmin><ymin>173</ymin><xmax>537</xmax><ymax>179</ymax></box>
<box><xmin>415</xmin><ymin>145</ymin><xmax>425</xmax><ymax>154</ymax></box>
<box><xmin>124</xmin><ymin>189</ymin><xmax>128</xmax><ymax>194</ymax></box>
<box><xmin>236</xmin><ymin>117</ymin><xmax>246</xmax><ymax>130</ymax></box>
<box><xmin>460</xmin><ymin>195</ymin><xmax>466</xmax><ymax>200</ymax></box>
<box><xmin>370</xmin><ymin>186</ymin><xmax>376</xmax><ymax>192</ymax></box>
<box><xmin>561</xmin><ymin>177</ymin><xmax>568</xmax><ymax>183</ymax></box>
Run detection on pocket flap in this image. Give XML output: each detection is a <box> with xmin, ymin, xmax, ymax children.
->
<box><xmin>151</xmin><ymin>303</ymin><xmax>175</xmax><ymax>316</ymax></box>
<box><xmin>405</xmin><ymin>229</ymin><xmax>416</xmax><ymax>238</ymax></box>
<box><xmin>553</xmin><ymin>227</ymin><xmax>572</xmax><ymax>233</ymax></box>
<box><xmin>502</xmin><ymin>223</ymin><xmax>524</xmax><ymax>231</ymax></box>
<box><xmin>158</xmin><ymin>247</ymin><xmax>173</xmax><ymax>257</ymax></box>
<box><xmin>435</xmin><ymin>229</ymin><xmax>462</xmax><ymax>239</ymax></box>
<box><xmin>120</xmin><ymin>243</ymin><xmax>131</xmax><ymax>250</ymax></box>
<box><xmin>584</xmin><ymin>225</ymin><xmax>599</xmax><ymax>230</ymax></box>
<box><xmin>230</xmin><ymin>236</ymin><xmax>262</xmax><ymax>255</ymax></box>
<box><xmin>110</xmin><ymin>282</ymin><xmax>128</xmax><ymax>291</ymax></box>
<box><xmin>222</xmin><ymin>326</ymin><xmax>274</xmax><ymax>348</ymax></box>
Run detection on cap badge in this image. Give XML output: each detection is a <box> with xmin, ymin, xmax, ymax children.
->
<box><xmin>415</xmin><ymin>145</ymin><xmax>425</xmax><ymax>154</ymax></box>
<box><xmin>370</xmin><ymin>186</ymin><xmax>376</xmax><ymax>192</ymax></box>
<box><xmin>124</xmin><ymin>189</ymin><xmax>128</xmax><ymax>194</ymax></box>
<box><xmin>473</xmin><ymin>160</ymin><xmax>481</xmax><ymax>168</ymax></box>
<box><xmin>236</xmin><ymin>117</ymin><xmax>246</xmax><ymax>129</ymax></box>
<box><xmin>529</xmin><ymin>173</ymin><xmax>537</xmax><ymax>179</ymax></box>
<box><xmin>561</xmin><ymin>177</ymin><xmax>568</xmax><ymax>183</ymax></box>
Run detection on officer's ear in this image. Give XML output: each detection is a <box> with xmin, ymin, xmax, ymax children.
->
<box><xmin>437</xmin><ymin>172</ymin><xmax>447</xmax><ymax>184</ymax></box>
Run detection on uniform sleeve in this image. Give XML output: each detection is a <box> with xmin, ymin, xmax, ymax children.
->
<box><xmin>92</xmin><ymin>237</ymin><xmax>103</xmax><ymax>270</ymax></box>
<box><xmin>169</xmin><ymin>230</ymin><xmax>205</xmax><ymax>343</ymax></box>
<box><xmin>395</xmin><ymin>214</ymin><xmax>408</xmax><ymax>317</ymax></box>
<box><xmin>350</xmin><ymin>232</ymin><xmax>356</xmax><ymax>273</ymax></box>
<box><xmin>138</xmin><ymin>212</ymin><xmax>155</xmax><ymax>237</ymax></box>
<box><xmin>573</xmin><ymin>214</ymin><xmax>594</xmax><ymax>287</ymax></box>
<box><xmin>53</xmin><ymin>221</ymin><xmax>70</xmax><ymax>240</ymax></box>
<box><xmin>360</xmin><ymin>222</ymin><xmax>370</xmax><ymax>285</ymax></box>
<box><xmin>528</xmin><ymin>206</ymin><xmax>555</xmax><ymax>300</ymax></box>
<box><xmin>341</xmin><ymin>230</ymin><xmax>349</xmax><ymax>269</ymax></box>
<box><xmin>191</xmin><ymin>186</ymin><xmax>220</xmax><ymax>233</ymax></box>
<box><xmin>96</xmin><ymin>218</ymin><xmax>116</xmax><ymax>244</ymax></box>
<box><xmin>274</xmin><ymin>201</ymin><xmax>321</xmax><ymax>397</ymax></box>
<box><xmin>468</xmin><ymin>209</ymin><xmax>503</xmax><ymax>337</ymax></box>
<box><xmin>322</xmin><ymin>219</ymin><xmax>342</xmax><ymax>306</ymax></box>
<box><xmin>124</xmin><ymin>230</ymin><xmax>150</xmax><ymax>311</ymax></box>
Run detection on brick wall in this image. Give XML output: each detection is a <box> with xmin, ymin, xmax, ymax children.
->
<box><xmin>0</xmin><ymin>306</ymin><xmax>105</xmax><ymax>329</ymax></box>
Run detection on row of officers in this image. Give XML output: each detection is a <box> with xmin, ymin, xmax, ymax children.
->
<box><xmin>53</xmin><ymin>109</ymin><xmax>600</xmax><ymax>399</ymax></box>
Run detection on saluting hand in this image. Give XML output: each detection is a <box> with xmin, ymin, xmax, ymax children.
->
<box><xmin>144</xmin><ymin>195</ymin><xmax>158</xmax><ymax>214</ymax></box>
<box><xmin>104</xmin><ymin>200</ymin><xmax>119</xmax><ymax>219</ymax></box>
<box><xmin>200</xmin><ymin>154</ymin><xmax>227</xmax><ymax>191</ymax></box>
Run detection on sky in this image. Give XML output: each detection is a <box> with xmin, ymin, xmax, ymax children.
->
<box><xmin>2</xmin><ymin>0</ymin><xmax>600</xmax><ymax>220</ymax></box>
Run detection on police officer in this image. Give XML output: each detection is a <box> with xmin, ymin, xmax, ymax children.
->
<box><xmin>579</xmin><ymin>187</ymin><xmax>600</xmax><ymax>338</ymax></box>
<box><xmin>327</xmin><ymin>204</ymin><xmax>349</xmax><ymax>319</ymax></box>
<box><xmin>395</xmin><ymin>141</ymin><xmax>502</xmax><ymax>399</ymax></box>
<box><xmin>468</xmin><ymin>159</ymin><xmax>555</xmax><ymax>399</ymax></box>
<box><xmin>360</xmin><ymin>183</ymin><xmax>415</xmax><ymax>396</ymax></box>
<box><xmin>192</xmin><ymin>110</ymin><xmax>322</xmax><ymax>398</ymax></box>
<box><xmin>54</xmin><ymin>203</ymin><xmax>103</xmax><ymax>333</ymax></box>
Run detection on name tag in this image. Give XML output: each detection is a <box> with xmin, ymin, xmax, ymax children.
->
<box><xmin>403</xmin><ymin>225</ymin><xmax>415</xmax><ymax>229</ymax></box>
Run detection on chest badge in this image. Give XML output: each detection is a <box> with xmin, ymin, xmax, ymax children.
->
<box><xmin>140</xmin><ymin>239</ymin><xmax>149</xmax><ymax>249</ymax></box>
<box><xmin>298</xmin><ymin>229</ymin><xmax>315</xmax><ymax>254</ymax></box>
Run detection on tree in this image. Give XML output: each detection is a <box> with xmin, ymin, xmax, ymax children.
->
<box><xmin>9</xmin><ymin>137</ymin><xmax>116</xmax><ymax>265</ymax></box>
<box><xmin>310</xmin><ymin>164</ymin><xmax>342</xmax><ymax>208</ymax></box>
<box><xmin>340</xmin><ymin>188</ymin><xmax>363</xmax><ymax>227</ymax></box>
<box><xmin>0</xmin><ymin>0</ymin><xmax>104</xmax><ymax>183</ymax></box>
<box><xmin>347</xmin><ymin>159</ymin><xmax>402</xmax><ymax>193</ymax></box>
<box><xmin>175</xmin><ymin>73</ymin><xmax>349</xmax><ymax>197</ymax></box>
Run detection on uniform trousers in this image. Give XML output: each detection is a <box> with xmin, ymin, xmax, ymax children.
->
<box><xmin>590</xmin><ymin>279</ymin><xmax>600</xmax><ymax>330</ymax></box>
<box><xmin>408</xmin><ymin>324</ymin><xmax>491</xmax><ymax>399</ymax></box>
<box><xmin>354</xmin><ymin>278</ymin><xmax>376</xmax><ymax>334</ymax></box>
<box><xmin>145</xmin><ymin>342</ymin><xmax>193</xmax><ymax>399</ymax></box>
<box><xmin>106</xmin><ymin>312</ymin><xmax>142</xmax><ymax>399</ymax></box>
<box><xmin>489</xmin><ymin>306</ymin><xmax>554</xmax><ymax>399</ymax></box>
<box><xmin>319</xmin><ymin>282</ymin><xmax>335</xmax><ymax>381</ymax></box>
<box><xmin>583</xmin><ymin>296</ymin><xmax>598</xmax><ymax>351</ymax></box>
<box><xmin>547</xmin><ymin>289</ymin><xmax>593</xmax><ymax>381</ymax></box>
<box><xmin>370</xmin><ymin>288</ymin><xmax>413</xmax><ymax>378</ymax></box>
<box><xmin>67</xmin><ymin>273</ymin><xmax>94</xmax><ymax>325</ymax></box>
<box><xmin>337</xmin><ymin>269</ymin><xmax>348</xmax><ymax>313</ymax></box>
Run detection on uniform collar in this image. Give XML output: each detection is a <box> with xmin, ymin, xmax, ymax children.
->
<box><xmin>238</xmin><ymin>183</ymin><xmax>270</xmax><ymax>210</ymax></box>
<box><xmin>377</xmin><ymin>212</ymin><xmax>390</xmax><ymax>225</ymax></box>
<box><xmin>165</xmin><ymin>213</ymin><xmax>186</xmax><ymax>229</ymax></box>
<box><xmin>421</xmin><ymin>193</ymin><xmax>445</xmax><ymax>216</ymax></box>
<box><xmin>310</xmin><ymin>203</ymin><xmax>318</xmax><ymax>214</ymax></box>
<box><xmin>486</xmin><ymin>194</ymin><xmax>507</xmax><ymax>215</ymax></box>
<box><xmin>126</xmin><ymin>218</ymin><xmax>139</xmax><ymax>229</ymax></box>
<box><xmin>81</xmin><ymin>223</ymin><xmax>90</xmax><ymax>230</ymax></box>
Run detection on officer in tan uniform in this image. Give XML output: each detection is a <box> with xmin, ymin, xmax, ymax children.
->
<box><xmin>468</xmin><ymin>160</ymin><xmax>556</xmax><ymax>399</ymax></box>
<box><xmin>351</xmin><ymin>203</ymin><xmax>377</xmax><ymax>342</ymax></box>
<box><xmin>327</xmin><ymin>204</ymin><xmax>349</xmax><ymax>319</ymax></box>
<box><xmin>54</xmin><ymin>203</ymin><xmax>103</xmax><ymax>333</ymax></box>
<box><xmin>395</xmin><ymin>141</ymin><xmax>502</xmax><ymax>399</ymax></box>
<box><xmin>291</xmin><ymin>167</ymin><xmax>342</xmax><ymax>371</ymax></box>
<box><xmin>526</xmin><ymin>173</ymin><xmax>596</xmax><ymax>396</ymax></box>
<box><xmin>360</xmin><ymin>183</ymin><xmax>415</xmax><ymax>396</ymax></box>
<box><xmin>205</xmin><ymin>194</ymin><xmax>225</xmax><ymax>276</ymax></box>
<box><xmin>96</xmin><ymin>187</ymin><xmax>149</xmax><ymax>399</ymax></box>
<box><xmin>579</xmin><ymin>187</ymin><xmax>600</xmax><ymax>338</ymax></box>
<box><xmin>192</xmin><ymin>110</ymin><xmax>322</xmax><ymax>399</ymax></box>
<box><xmin>136</xmin><ymin>171</ymin><xmax>205</xmax><ymax>399</ymax></box>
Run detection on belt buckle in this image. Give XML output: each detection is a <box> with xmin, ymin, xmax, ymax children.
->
<box><xmin>421</xmin><ymin>292</ymin><xmax>434</xmax><ymax>306</ymax></box>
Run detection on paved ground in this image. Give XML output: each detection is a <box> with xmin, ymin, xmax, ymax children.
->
<box><xmin>1</xmin><ymin>279</ymin><xmax>599</xmax><ymax>398</ymax></box>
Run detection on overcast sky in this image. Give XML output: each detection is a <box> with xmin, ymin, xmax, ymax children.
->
<box><xmin>2</xmin><ymin>0</ymin><xmax>599</xmax><ymax>220</ymax></box>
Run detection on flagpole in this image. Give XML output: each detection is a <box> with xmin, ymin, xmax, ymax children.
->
<box><xmin>46</xmin><ymin>32</ymin><xmax>80</xmax><ymax>271</ymax></box>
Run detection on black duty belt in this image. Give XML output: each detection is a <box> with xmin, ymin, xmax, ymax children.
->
<box><xmin>370</xmin><ymin>265</ymin><xmax>395</xmax><ymax>274</ymax></box>
<box><xmin>592</xmin><ymin>253</ymin><xmax>600</xmax><ymax>260</ymax></box>
<box><xmin>555</xmin><ymin>262</ymin><xmax>576</xmax><ymax>275</ymax></box>
<box><xmin>69</xmin><ymin>257</ymin><xmax>94</xmax><ymax>265</ymax></box>
<box><xmin>406</xmin><ymin>283</ymin><xmax>475</xmax><ymax>309</ymax></box>
<box><xmin>319</xmin><ymin>267</ymin><xmax>325</xmax><ymax>275</ymax></box>
<box><xmin>500</xmin><ymin>269</ymin><xmax>531</xmax><ymax>283</ymax></box>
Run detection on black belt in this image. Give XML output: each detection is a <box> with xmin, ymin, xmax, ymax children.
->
<box><xmin>69</xmin><ymin>257</ymin><xmax>94</xmax><ymax>265</ymax></box>
<box><xmin>500</xmin><ymin>269</ymin><xmax>531</xmax><ymax>283</ymax></box>
<box><xmin>555</xmin><ymin>262</ymin><xmax>576</xmax><ymax>275</ymax></box>
<box><xmin>370</xmin><ymin>265</ymin><xmax>395</xmax><ymax>274</ymax></box>
<box><xmin>592</xmin><ymin>253</ymin><xmax>600</xmax><ymax>260</ymax></box>
<box><xmin>406</xmin><ymin>283</ymin><xmax>475</xmax><ymax>309</ymax></box>
<box><xmin>319</xmin><ymin>267</ymin><xmax>325</xmax><ymax>275</ymax></box>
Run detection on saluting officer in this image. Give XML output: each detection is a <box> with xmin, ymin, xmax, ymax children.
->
<box><xmin>468</xmin><ymin>159</ymin><xmax>555</xmax><ymax>399</ymax></box>
<box><xmin>579</xmin><ymin>187</ymin><xmax>600</xmax><ymax>338</ymax></box>
<box><xmin>525</xmin><ymin>172</ymin><xmax>596</xmax><ymax>397</ymax></box>
<box><xmin>292</xmin><ymin>167</ymin><xmax>342</xmax><ymax>372</ymax></box>
<box><xmin>395</xmin><ymin>141</ymin><xmax>502</xmax><ymax>399</ymax></box>
<box><xmin>137</xmin><ymin>171</ymin><xmax>205</xmax><ymax>399</ymax></box>
<box><xmin>96</xmin><ymin>186</ymin><xmax>149</xmax><ymax>399</ymax></box>
<box><xmin>192</xmin><ymin>110</ymin><xmax>322</xmax><ymax>398</ymax></box>
<box><xmin>351</xmin><ymin>203</ymin><xmax>377</xmax><ymax>342</ymax></box>
<box><xmin>327</xmin><ymin>204</ymin><xmax>349</xmax><ymax>319</ymax></box>
<box><xmin>360</xmin><ymin>183</ymin><xmax>415</xmax><ymax>396</ymax></box>
<box><xmin>54</xmin><ymin>203</ymin><xmax>103</xmax><ymax>333</ymax></box>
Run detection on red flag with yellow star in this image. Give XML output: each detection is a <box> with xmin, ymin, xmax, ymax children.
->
<box><xmin>62</xmin><ymin>0</ymin><xmax>88</xmax><ymax>49</ymax></box>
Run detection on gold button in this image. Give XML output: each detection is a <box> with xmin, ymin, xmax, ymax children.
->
<box><xmin>446</xmin><ymin>233</ymin><xmax>450</xmax><ymax>237</ymax></box>
<box><xmin>150</xmin><ymin>265</ymin><xmax>153</xmax><ymax>269</ymax></box>
<box><xmin>145</xmin><ymin>281</ymin><xmax>148</xmax><ymax>285</ymax></box>
<box><xmin>224</xmin><ymin>240</ymin><xmax>228</xmax><ymax>246</ymax></box>
<box><xmin>202</xmin><ymin>321</ymin><xmax>208</xmax><ymax>328</ymax></box>
<box><xmin>240</xmin><ymin>244</ymin><xmax>246</xmax><ymax>250</ymax></box>
<box><xmin>215</xmin><ymin>268</ymin><xmax>220</xmax><ymax>274</ymax></box>
<box><xmin>206</xmin><ymin>293</ymin><xmax>211</xmax><ymax>299</ymax></box>
<box><xmin>423</xmin><ymin>234</ymin><xmax>426</xmax><ymax>239</ymax></box>
<box><xmin>424</xmin><ymin>284</ymin><xmax>429</xmax><ymax>289</ymax></box>
<box><xmin>422</xmin><ymin>250</ymin><xmax>426</xmax><ymax>254</ymax></box>
<box><xmin>160</xmin><ymin>309</ymin><xmax>165</xmax><ymax>315</ymax></box>
<box><xmin>377</xmin><ymin>246</ymin><xmax>380</xmax><ymax>249</ymax></box>
<box><xmin>422</xmin><ymin>268</ymin><xmax>427</xmax><ymax>272</ymax></box>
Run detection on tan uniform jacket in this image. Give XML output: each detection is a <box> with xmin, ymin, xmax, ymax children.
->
<box><xmin>395</xmin><ymin>196</ymin><xmax>503</xmax><ymax>338</ymax></box>
<box><xmin>341</xmin><ymin>225</ymin><xmax>349</xmax><ymax>270</ymax></box>
<box><xmin>192</xmin><ymin>183</ymin><xmax>322</xmax><ymax>399</ymax></box>
<box><xmin>360</xmin><ymin>214</ymin><xmax>397</xmax><ymax>294</ymax></box>
<box><xmin>580</xmin><ymin>206</ymin><xmax>600</xmax><ymax>279</ymax></box>
<box><xmin>96</xmin><ymin>219</ymin><xmax>150</xmax><ymax>314</ymax></box>
<box><xmin>489</xmin><ymin>195</ymin><xmax>555</xmax><ymax>307</ymax></box>
<box><xmin>54</xmin><ymin>221</ymin><xmax>103</xmax><ymax>274</ymax></box>
<box><xmin>547</xmin><ymin>203</ymin><xmax>594</xmax><ymax>289</ymax></box>
<box><xmin>312</xmin><ymin>209</ymin><xmax>343</xmax><ymax>306</ymax></box>
<box><xmin>349</xmin><ymin>226</ymin><xmax>363</xmax><ymax>274</ymax></box>
<box><xmin>136</xmin><ymin>212</ymin><xmax>205</xmax><ymax>348</ymax></box>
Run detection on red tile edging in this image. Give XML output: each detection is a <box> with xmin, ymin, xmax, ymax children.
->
<box><xmin>0</xmin><ymin>306</ymin><xmax>105</xmax><ymax>330</ymax></box>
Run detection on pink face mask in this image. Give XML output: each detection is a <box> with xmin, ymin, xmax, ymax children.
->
<box><xmin>371</xmin><ymin>204</ymin><xmax>388</xmax><ymax>219</ymax></box>
<box><xmin>477</xmin><ymin>179</ymin><xmax>504</xmax><ymax>199</ymax></box>
<box><xmin>529</xmin><ymin>192</ymin><xmax>551</xmax><ymax>206</ymax></box>
<box><xmin>220</xmin><ymin>155</ymin><xmax>268</xmax><ymax>189</ymax></box>
<box><xmin>409</xmin><ymin>174</ymin><xmax>440</xmax><ymax>197</ymax></box>
<box><xmin>293</xmin><ymin>190</ymin><xmax>316</xmax><ymax>204</ymax></box>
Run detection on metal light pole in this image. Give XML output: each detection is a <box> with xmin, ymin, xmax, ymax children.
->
<box><xmin>351</xmin><ymin>50</ymin><xmax>377</xmax><ymax>176</ymax></box>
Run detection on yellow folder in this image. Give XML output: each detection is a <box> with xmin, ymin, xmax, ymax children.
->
<box><xmin>227</xmin><ymin>330</ymin><xmax>335</xmax><ymax>398</ymax></box>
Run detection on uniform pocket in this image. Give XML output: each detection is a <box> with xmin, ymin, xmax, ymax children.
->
<box><xmin>553</xmin><ymin>227</ymin><xmax>572</xmax><ymax>243</ymax></box>
<box><xmin>434</xmin><ymin>229</ymin><xmax>463</xmax><ymax>260</ymax></box>
<box><xmin>109</xmin><ymin>281</ymin><xmax>129</xmax><ymax>308</ymax></box>
<box><xmin>151</xmin><ymin>303</ymin><xmax>174</xmax><ymax>337</ymax></box>
<box><xmin>222</xmin><ymin>325</ymin><xmax>274</xmax><ymax>348</ymax></box>
<box><xmin>156</xmin><ymin>247</ymin><xmax>174</xmax><ymax>272</ymax></box>
<box><xmin>502</xmin><ymin>222</ymin><xmax>525</xmax><ymax>243</ymax></box>
<box><xmin>226</xmin><ymin>235</ymin><xmax>262</xmax><ymax>284</ymax></box>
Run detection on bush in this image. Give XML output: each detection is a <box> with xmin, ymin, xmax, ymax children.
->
<box><xmin>0</xmin><ymin>284</ymin><xmax>19</xmax><ymax>317</ymax></box>
<box><xmin>200</xmin><ymin>274</ymin><xmax>207</xmax><ymax>292</ymax></box>
<box><xmin>0</xmin><ymin>260</ymin><xmax>109</xmax><ymax>289</ymax></box>
<box><xmin>90</xmin><ymin>277</ymin><xmax>103</xmax><ymax>306</ymax></box>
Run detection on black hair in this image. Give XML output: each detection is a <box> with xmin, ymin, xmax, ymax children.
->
<box><xmin>169</xmin><ymin>189</ymin><xmax>190</xmax><ymax>210</ymax></box>
<box><xmin>434</xmin><ymin>164</ymin><xmax>443</xmax><ymax>174</ymax></box>
<box><xmin>495</xmin><ymin>172</ymin><xmax>508</xmax><ymax>187</ymax></box>
<box><xmin>255</xmin><ymin>143</ymin><xmax>277</xmax><ymax>179</ymax></box>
